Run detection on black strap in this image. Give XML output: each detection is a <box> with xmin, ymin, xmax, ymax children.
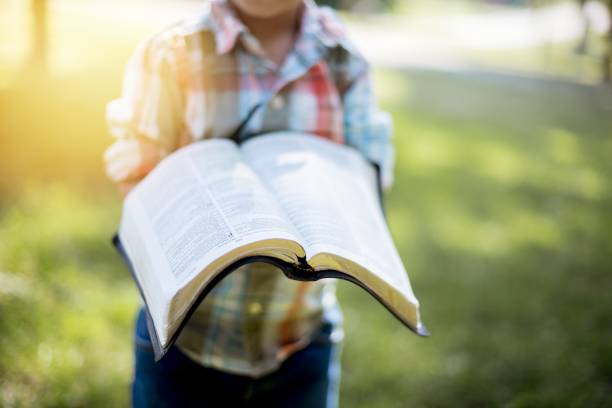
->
<box><xmin>228</xmin><ymin>103</ymin><xmax>263</xmax><ymax>144</ymax></box>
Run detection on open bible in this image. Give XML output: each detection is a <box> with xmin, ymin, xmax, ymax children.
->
<box><xmin>114</xmin><ymin>132</ymin><xmax>428</xmax><ymax>361</ymax></box>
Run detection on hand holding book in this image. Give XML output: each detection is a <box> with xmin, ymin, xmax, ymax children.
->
<box><xmin>114</xmin><ymin>132</ymin><xmax>428</xmax><ymax>360</ymax></box>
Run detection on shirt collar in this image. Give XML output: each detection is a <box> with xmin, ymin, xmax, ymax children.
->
<box><xmin>209</xmin><ymin>0</ymin><xmax>346</xmax><ymax>56</ymax></box>
<box><xmin>209</xmin><ymin>0</ymin><xmax>247</xmax><ymax>55</ymax></box>
<box><xmin>302</xmin><ymin>0</ymin><xmax>344</xmax><ymax>48</ymax></box>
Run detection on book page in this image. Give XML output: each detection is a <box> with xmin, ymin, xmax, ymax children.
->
<box><xmin>242</xmin><ymin>133</ymin><xmax>419</xmax><ymax>308</ymax></box>
<box><xmin>119</xmin><ymin>140</ymin><xmax>305</xmax><ymax>344</ymax></box>
<box><xmin>123</xmin><ymin>140</ymin><xmax>303</xmax><ymax>283</ymax></box>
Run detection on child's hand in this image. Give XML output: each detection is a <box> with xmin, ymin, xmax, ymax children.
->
<box><xmin>104</xmin><ymin>137</ymin><xmax>162</xmax><ymax>198</ymax></box>
<box><xmin>104</xmin><ymin>138</ymin><xmax>141</xmax><ymax>182</ymax></box>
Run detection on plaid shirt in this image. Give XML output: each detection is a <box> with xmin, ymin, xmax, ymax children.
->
<box><xmin>105</xmin><ymin>0</ymin><xmax>393</xmax><ymax>377</ymax></box>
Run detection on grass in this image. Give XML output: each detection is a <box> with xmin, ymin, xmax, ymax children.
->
<box><xmin>0</xmin><ymin>186</ymin><xmax>133</xmax><ymax>406</ymax></box>
<box><xmin>338</xmin><ymin>68</ymin><xmax>612</xmax><ymax>407</ymax></box>
<box><xmin>2</xmin><ymin>2</ymin><xmax>612</xmax><ymax>406</ymax></box>
<box><xmin>460</xmin><ymin>37</ymin><xmax>610</xmax><ymax>83</ymax></box>
<box><xmin>2</xmin><ymin>67</ymin><xmax>612</xmax><ymax>406</ymax></box>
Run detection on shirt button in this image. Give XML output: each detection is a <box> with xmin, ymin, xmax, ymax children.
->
<box><xmin>271</xmin><ymin>95</ymin><xmax>285</xmax><ymax>110</ymax></box>
<box><xmin>248</xmin><ymin>302</ymin><xmax>262</xmax><ymax>315</ymax></box>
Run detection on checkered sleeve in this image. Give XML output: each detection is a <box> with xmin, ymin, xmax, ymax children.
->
<box><xmin>342</xmin><ymin>70</ymin><xmax>394</xmax><ymax>189</ymax></box>
<box><xmin>103</xmin><ymin>37</ymin><xmax>184</xmax><ymax>187</ymax></box>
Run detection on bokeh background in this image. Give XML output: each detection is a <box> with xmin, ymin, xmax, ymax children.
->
<box><xmin>1</xmin><ymin>0</ymin><xmax>612</xmax><ymax>406</ymax></box>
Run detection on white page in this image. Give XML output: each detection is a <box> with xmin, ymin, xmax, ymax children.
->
<box><xmin>123</xmin><ymin>145</ymin><xmax>233</xmax><ymax>286</ymax></box>
<box><xmin>119</xmin><ymin>140</ymin><xmax>304</xmax><ymax>344</ymax></box>
<box><xmin>119</xmin><ymin>200</ymin><xmax>173</xmax><ymax>343</ymax></box>
<box><xmin>186</xmin><ymin>141</ymin><xmax>302</xmax><ymax>248</ymax></box>
<box><xmin>242</xmin><ymin>132</ymin><xmax>417</xmax><ymax>302</ymax></box>
<box><xmin>124</xmin><ymin>140</ymin><xmax>301</xmax><ymax>285</ymax></box>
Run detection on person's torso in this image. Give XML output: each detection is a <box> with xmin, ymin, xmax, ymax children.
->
<box><xmin>159</xmin><ymin>1</ymin><xmax>362</xmax><ymax>376</ymax></box>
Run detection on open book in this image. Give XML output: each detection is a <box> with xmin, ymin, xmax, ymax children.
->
<box><xmin>114</xmin><ymin>132</ymin><xmax>428</xmax><ymax>361</ymax></box>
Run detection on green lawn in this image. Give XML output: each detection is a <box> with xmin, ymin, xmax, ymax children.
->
<box><xmin>1</xmin><ymin>65</ymin><xmax>611</xmax><ymax>406</ymax></box>
<box><xmin>342</xmin><ymin>69</ymin><xmax>612</xmax><ymax>407</ymax></box>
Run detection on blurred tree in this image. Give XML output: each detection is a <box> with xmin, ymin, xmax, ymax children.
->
<box><xmin>604</xmin><ymin>0</ymin><xmax>612</xmax><ymax>82</ymax></box>
<box><xmin>575</xmin><ymin>0</ymin><xmax>590</xmax><ymax>54</ymax></box>
<box><xmin>576</xmin><ymin>0</ymin><xmax>612</xmax><ymax>82</ymax></box>
<box><xmin>31</xmin><ymin>0</ymin><xmax>47</xmax><ymax>69</ymax></box>
<box><xmin>539</xmin><ymin>0</ymin><xmax>612</xmax><ymax>82</ymax></box>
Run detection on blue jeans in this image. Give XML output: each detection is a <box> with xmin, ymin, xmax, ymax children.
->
<box><xmin>132</xmin><ymin>309</ymin><xmax>342</xmax><ymax>407</ymax></box>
